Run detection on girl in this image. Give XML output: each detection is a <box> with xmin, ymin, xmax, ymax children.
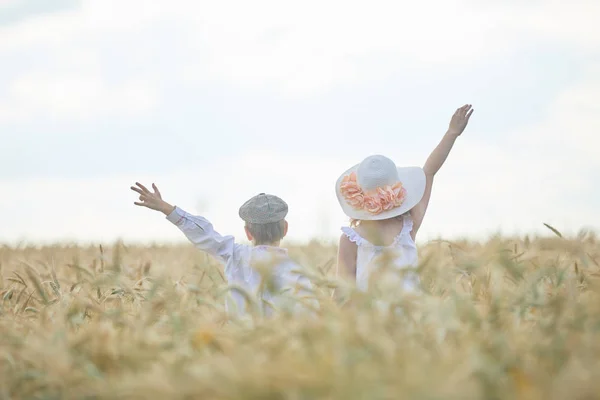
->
<box><xmin>335</xmin><ymin>104</ymin><xmax>474</xmax><ymax>292</ymax></box>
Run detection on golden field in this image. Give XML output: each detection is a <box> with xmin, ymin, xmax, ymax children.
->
<box><xmin>1</xmin><ymin>228</ymin><xmax>600</xmax><ymax>400</ymax></box>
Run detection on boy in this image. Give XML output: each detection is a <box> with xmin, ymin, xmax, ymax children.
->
<box><xmin>130</xmin><ymin>182</ymin><xmax>314</xmax><ymax>317</ymax></box>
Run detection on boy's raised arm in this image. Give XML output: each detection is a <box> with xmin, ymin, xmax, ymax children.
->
<box><xmin>409</xmin><ymin>105</ymin><xmax>474</xmax><ymax>239</ymax></box>
<box><xmin>131</xmin><ymin>182</ymin><xmax>237</xmax><ymax>264</ymax></box>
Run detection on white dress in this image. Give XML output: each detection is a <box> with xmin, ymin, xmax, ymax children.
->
<box><xmin>341</xmin><ymin>214</ymin><xmax>420</xmax><ymax>293</ymax></box>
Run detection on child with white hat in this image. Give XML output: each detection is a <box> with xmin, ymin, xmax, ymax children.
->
<box><xmin>130</xmin><ymin>185</ymin><xmax>314</xmax><ymax>317</ymax></box>
<box><xmin>335</xmin><ymin>104</ymin><xmax>474</xmax><ymax>293</ymax></box>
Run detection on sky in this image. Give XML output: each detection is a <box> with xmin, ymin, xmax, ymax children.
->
<box><xmin>0</xmin><ymin>0</ymin><xmax>599</xmax><ymax>245</ymax></box>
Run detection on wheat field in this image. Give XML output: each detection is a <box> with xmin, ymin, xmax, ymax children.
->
<box><xmin>1</xmin><ymin>228</ymin><xmax>600</xmax><ymax>399</ymax></box>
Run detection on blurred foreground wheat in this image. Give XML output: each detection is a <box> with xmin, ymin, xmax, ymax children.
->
<box><xmin>2</xmin><ymin>229</ymin><xmax>600</xmax><ymax>399</ymax></box>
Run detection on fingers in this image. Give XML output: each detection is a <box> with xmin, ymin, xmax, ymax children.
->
<box><xmin>131</xmin><ymin>186</ymin><xmax>145</xmax><ymax>196</ymax></box>
<box><xmin>131</xmin><ymin>184</ymin><xmax>153</xmax><ymax>206</ymax></box>
<box><xmin>454</xmin><ymin>104</ymin><xmax>468</xmax><ymax>116</ymax></box>
<box><xmin>466</xmin><ymin>108</ymin><xmax>474</xmax><ymax>119</ymax></box>
<box><xmin>461</xmin><ymin>104</ymin><xmax>471</xmax><ymax>116</ymax></box>
<box><xmin>132</xmin><ymin>182</ymin><xmax>159</xmax><ymax>208</ymax></box>
<box><xmin>455</xmin><ymin>104</ymin><xmax>472</xmax><ymax>117</ymax></box>
<box><xmin>134</xmin><ymin>191</ymin><xmax>151</xmax><ymax>205</ymax></box>
<box><xmin>132</xmin><ymin>190</ymin><xmax>147</xmax><ymax>202</ymax></box>
<box><xmin>135</xmin><ymin>182</ymin><xmax>151</xmax><ymax>194</ymax></box>
<box><xmin>152</xmin><ymin>183</ymin><xmax>161</xmax><ymax>198</ymax></box>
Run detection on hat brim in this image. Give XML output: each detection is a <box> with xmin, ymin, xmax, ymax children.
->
<box><xmin>335</xmin><ymin>165</ymin><xmax>426</xmax><ymax>221</ymax></box>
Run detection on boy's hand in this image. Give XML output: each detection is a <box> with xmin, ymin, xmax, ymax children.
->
<box><xmin>131</xmin><ymin>182</ymin><xmax>175</xmax><ymax>215</ymax></box>
<box><xmin>447</xmin><ymin>104</ymin><xmax>474</xmax><ymax>137</ymax></box>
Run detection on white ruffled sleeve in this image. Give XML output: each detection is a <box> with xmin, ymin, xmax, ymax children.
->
<box><xmin>341</xmin><ymin>226</ymin><xmax>365</xmax><ymax>246</ymax></box>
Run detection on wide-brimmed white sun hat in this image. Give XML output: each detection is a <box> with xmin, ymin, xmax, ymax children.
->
<box><xmin>335</xmin><ymin>155</ymin><xmax>426</xmax><ymax>221</ymax></box>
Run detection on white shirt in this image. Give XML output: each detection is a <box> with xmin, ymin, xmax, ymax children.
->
<box><xmin>341</xmin><ymin>214</ymin><xmax>420</xmax><ymax>293</ymax></box>
<box><xmin>166</xmin><ymin>206</ymin><xmax>314</xmax><ymax>317</ymax></box>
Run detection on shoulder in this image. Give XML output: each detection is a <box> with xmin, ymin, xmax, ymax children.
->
<box><xmin>234</xmin><ymin>242</ymin><xmax>252</xmax><ymax>257</ymax></box>
<box><xmin>340</xmin><ymin>226</ymin><xmax>364</xmax><ymax>246</ymax></box>
<box><xmin>339</xmin><ymin>233</ymin><xmax>357</xmax><ymax>248</ymax></box>
<box><xmin>339</xmin><ymin>231</ymin><xmax>353</xmax><ymax>243</ymax></box>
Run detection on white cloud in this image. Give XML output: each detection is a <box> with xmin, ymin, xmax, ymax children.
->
<box><xmin>0</xmin><ymin>154</ymin><xmax>354</xmax><ymax>244</ymax></box>
<box><xmin>510</xmin><ymin>0</ymin><xmax>600</xmax><ymax>54</ymax></box>
<box><xmin>1</xmin><ymin>121</ymin><xmax>597</xmax><ymax>245</ymax></box>
<box><xmin>0</xmin><ymin>0</ymin><xmax>598</xmax><ymax>243</ymax></box>
<box><xmin>2</xmin><ymin>0</ymin><xmax>595</xmax><ymax>114</ymax></box>
<box><xmin>0</xmin><ymin>72</ymin><xmax>157</xmax><ymax>122</ymax></box>
<box><xmin>180</xmin><ymin>0</ymin><xmax>523</xmax><ymax>96</ymax></box>
<box><xmin>176</xmin><ymin>0</ymin><xmax>599</xmax><ymax>96</ymax></box>
<box><xmin>0</xmin><ymin>1</ymin><xmax>162</xmax><ymax>123</ymax></box>
<box><xmin>545</xmin><ymin>68</ymin><xmax>600</xmax><ymax>161</ymax></box>
<box><xmin>424</xmin><ymin>65</ymin><xmax>600</xmax><ymax>238</ymax></box>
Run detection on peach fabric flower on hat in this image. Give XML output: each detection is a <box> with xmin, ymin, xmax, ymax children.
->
<box><xmin>339</xmin><ymin>172</ymin><xmax>407</xmax><ymax>215</ymax></box>
<box><xmin>339</xmin><ymin>172</ymin><xmax>365</xmax><ymax>209</ymax></box>
<box><xmin>364</xmin><ymin>196</ymin><xmax>383</xmax><ymax>214</ymax></box>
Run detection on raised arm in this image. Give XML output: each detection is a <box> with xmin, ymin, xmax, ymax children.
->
<box><xmin>131</xmin><ymin>182</ymin><xmax>237</xmax><ymax>264</ymax></box>
<box><xmin>409</xmin><ymin>104</ymin><xmax>474</xmax><ymax>239</ymax></box>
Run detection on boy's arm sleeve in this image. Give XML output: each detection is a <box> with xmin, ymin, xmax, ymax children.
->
<box><xmin>166</xmin><ymin>206</ymin><xmax>237</xmax><ymax>264</ymax></box>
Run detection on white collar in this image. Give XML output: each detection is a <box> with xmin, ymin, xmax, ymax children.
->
<box><xmin>253</xmin><ymin>245</ymin><xmax>288</xmax><ymax>256</ymax></box>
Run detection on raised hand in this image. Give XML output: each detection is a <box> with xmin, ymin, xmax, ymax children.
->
<box><xmin>448</xmin><ymin>104</ymin><xmax>474</xmax><ymax>137</ymax></box>
<box><xmin>130</xmin><ymin>182</ymin><xmax>174</xmax><ymax>215</ymax></box>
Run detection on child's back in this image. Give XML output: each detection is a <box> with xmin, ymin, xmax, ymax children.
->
<box><xmin>167</xmin><ymin>207</ymin><xmax>313</xmax><ymax>316</ymax></box>
<box><xmin>131</xmin><ymin>185</ymin><xmax>314</xmax><ymax>317</ymax></box>
<box><xmin>335</xmin><ymin>104</ymin><xmax>474</xmax><ymax>293</ymax></box>
<box><xmin>342</xmin><ymin>214</ymin><xmax>419</xmax><ymax>292</ymax></box>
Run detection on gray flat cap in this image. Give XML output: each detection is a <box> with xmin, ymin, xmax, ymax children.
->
<box><xmin>239</xmin><ymin>193</ymin><xmax>288</xmax><ymax>224</ymax></box>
